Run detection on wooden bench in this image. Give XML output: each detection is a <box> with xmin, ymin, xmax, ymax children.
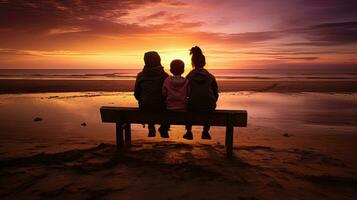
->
<box><xmin>100</xmin><ymin>107</ymin><xmax>248</xmax><ymax>158</ymax></box>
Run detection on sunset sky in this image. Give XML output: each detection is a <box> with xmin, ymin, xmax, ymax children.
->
<box><xmin>0</xmin><ymin>0</ymin><xmax>357</xmax><ymax>69</ymax></box>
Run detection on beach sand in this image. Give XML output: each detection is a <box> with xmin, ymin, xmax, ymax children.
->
<box><xmin>0</xmin><ymin>132</ymin><xmax>356</xmax><ymax>200</ymax></box>
<box><xmin>0</xmin><ymin>86</ymin><xmax>356</xmax><ymax>199</ymax></box>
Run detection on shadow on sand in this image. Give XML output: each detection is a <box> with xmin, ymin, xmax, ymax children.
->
<box><xmin>0</xmin><ymin>141</ymin><xmax>356</xmax><ymax>199</ymax></box>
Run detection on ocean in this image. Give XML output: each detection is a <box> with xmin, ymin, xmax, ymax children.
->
<box><xmin>0</xmin><ymin>68</ymin><xmax>356</xmax><ymax>81</ymax></box>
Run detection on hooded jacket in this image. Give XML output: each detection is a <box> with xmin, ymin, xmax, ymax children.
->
<box><xmin>186</xmin><ymin>68</ymin><xmax>219</xmax><ymax>112</ymax></box>
<box><xmin>162</xmin><ymin>76</ymin><xmax>189</xmax><ymax>111</ymax></box>
<box><xmin>134</xmin><ymin>66</ymin><xmax>169</xmax><ymax>112</ymax></box>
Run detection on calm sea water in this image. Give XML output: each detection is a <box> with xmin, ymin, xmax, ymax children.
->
<box><xmin>0</xmin><ymin>69</ymin><xmax>356</xmax><ymax>80</ymax></box>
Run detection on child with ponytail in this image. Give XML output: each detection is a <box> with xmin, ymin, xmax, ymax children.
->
<box><xmin>184</xmin><ymin>46</ymin><xmax>219</xmax><ymax>140</ymax></box>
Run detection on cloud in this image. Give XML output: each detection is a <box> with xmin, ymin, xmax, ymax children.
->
<box><xmin>276</xmin><ymin>0</ymin><xmax>357</xmax><ymax>28</ymax></box>
<box><xmin>0</xmin><ymin>0</ymin><xmax>186</xmax><ymax>32</ymax></box>
<box><xmin>301</xmin><ymin>0</ymin><xmax>357</xmax><ymax>18</ymax></box>
<box><xmin>225</xmin><ymin>31</ymin><xmax>280</xmax><ymax>44</ymax></box>
<box><xmin>1</xmin><ymin>0</ymin><xmax>355</xmax><ymax>46</ymax></box>
<box><xmin>0</xmin><ymin>48</ymin><xmax>100</xmax><ymax>57</ymax></box>
<box><xmin>0</xmin><ymin>0</ymin><xmax>120</xmax><ymax>33</ymax></box>
<box><xmin>283</xmin><ymin>21</ymin><xmax>357</xmax><ymax>46</ymax></box>
<box><xmin>239</xmin><ymin>50</ymin><xmax>357</xmax><ymax>56</ymax></box>
<box><xmin>275</xmin><ymin>57</ymin><xmax>319</xmax><ymax>61</ymax></box>
<box><xmin>186</xmin><ymin>30</ymin><xmax>281</xmax><ymax>47</ymax></box>
<box><xmin>141</xmin><ymin>11</ymin><xmax>169</xmax><ymax>21</ymax></box>
<box><xmin>47</xmin><ymin>27</ymin><xmax>89</xmax><ymax>35</ymax></box>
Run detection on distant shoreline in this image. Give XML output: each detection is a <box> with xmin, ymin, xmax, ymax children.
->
<box><xmin>1</xmin><ymin>79</ymin><xmax>357</xmax><ymax>94</ymax></box>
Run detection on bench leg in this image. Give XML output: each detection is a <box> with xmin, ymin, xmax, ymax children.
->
<box><xmin>116</xmin><ymin>122</ymin><xmax>124</xmax><ymax>151</ymax></box>
<box><xmin>226</xmin><ymin>125</ymin><xmax>234</xmax><ymax>159</ymax></box>
<box><xmin>124</xmin><ymin>123</ymin><xmax>131</xmax><ymax>147</ymax></box>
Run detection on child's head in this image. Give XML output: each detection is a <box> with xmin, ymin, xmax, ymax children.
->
<box><xmin>189</xmin><ymin>46</ymin><xmax>206</xmax><ymax>69</ymax></box>
<box><xmin>170</xmin><ymin>59</ymin><xmax>185</xmax><ymax>76</ymax></box>
<box><xmin>144</xmin><ymin>51</ymin><xmax>161</xmax><ymax>68</ymax></box>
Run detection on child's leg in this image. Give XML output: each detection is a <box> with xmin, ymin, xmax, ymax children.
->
<box><xmin>203</xmin><ymin>125</ymin><xmax>210</xmax><ymax>132</ymax></box>
<box><xmin>159</xmin><ymin>124</ymin><xmax>170</xmax><ymax>130</ymax></box>
<box><xmin>159</xmin><ymin>124</ymin><xmax>170</xmax><ymax>138</ymax></box>
<box><xmin>201</xmin><ymin>124</ymin><xmax>212</xmax><ymax>139</ymax></box>
<box><xmin>148</xmin><ymin>123</ymin><xmax>156</xmax><ymax>137</ymax></box>
<box><xmin>185</xmin><ymin>124</ymin><xmax>192</xmax><ymax>131</ymax></box>
<box><xmin>183</xmin><ymin>124</ymin><xmax>193</xmax><ymax>140</ymax></box>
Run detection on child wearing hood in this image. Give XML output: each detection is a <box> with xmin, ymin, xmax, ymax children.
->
<box><xmin>162</xmin><ymin>59</ymin><xmax>189</xmax><ymax>111</ymax></box>
<box><xmin>134</xmin><ymin>51</ymin><xmax>170</xmax><ymax>138</ymax></box>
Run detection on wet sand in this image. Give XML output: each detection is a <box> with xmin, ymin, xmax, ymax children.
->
<box><xmin>0</xmin><ymin>139</ymin><xmax>356</xmax><ymax>200</ymax></box>
<box><xmin>0</xmin><ymin>92</ymin><xmax>356</xmax><ymax>199</ymax></box>
<box><xmin>1</xmin><ymin>79</ymin><xmax>357</xmax><ymax>93</ymax></box>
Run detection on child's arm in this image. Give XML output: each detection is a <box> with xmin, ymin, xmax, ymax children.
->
<box><xmin>134</xmin><ymin>74</ymin><xmax>141</xmax><ymax>100</ymax></box>
<box><xmin>212</xmin><ymin>77</ymin><xmax>219</xmax><ymax>101</ymax></box>
<box><xmin>186</xmin><ymin>80</ymin><xmax>190</xmax><ymax>100</ymax></box>
<box><xmin>162</xmin><ymin>78</ymin><xmax>168</xmax><ymax>97</ymax></box>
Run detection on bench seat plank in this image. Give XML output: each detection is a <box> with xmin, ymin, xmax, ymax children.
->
<box><xmin>100</xmin><ymin>106</ymin><xmax>247</xmax><ymax>127</ymax></box>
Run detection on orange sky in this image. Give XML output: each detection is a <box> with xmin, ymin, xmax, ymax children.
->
<box><xmin>0</xmin><ymin>0</ymin><xmax>356</xmax><ymax>69</ymax></box>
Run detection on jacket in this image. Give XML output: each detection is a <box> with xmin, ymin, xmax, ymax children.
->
<box><xmin>186</xmin><ymin>68</ymin><xmax>219</xmax><ymax>112</ymax></box>
<box><xmin>162</xmin><ymin>76</ymin><xmax>189</xmax><ymax>111</ymax></box>
<box><xmin>134</xmin><ymin>66</ymin><xmax>169</xmax><ymax>112</ymax></box>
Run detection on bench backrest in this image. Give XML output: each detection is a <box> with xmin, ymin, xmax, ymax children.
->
<box><xmin>100</xmin><ymin>107</ymin><xmax>247</xmax><ymax>127</ymax></box>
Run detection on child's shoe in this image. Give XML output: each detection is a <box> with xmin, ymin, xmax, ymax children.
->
<box><xmin>148</xmin><ymin>127</ymin><xmax>156</xmax><ymax>137</ymax></box>
<box><xmin>159</xmin><ymin>126</ymin><xmax>170</xmax><ymax>138</ymax></box>
<box><xmin>183</xmin><ymin>130</ymin><xmax>193</xmax><ymax>140</ymax></box>
<box><xmin>201</xmin><ymin>131</ymin><xmax>211</xmax><ymax>140</ymax></box>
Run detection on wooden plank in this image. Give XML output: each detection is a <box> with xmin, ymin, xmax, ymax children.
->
<box><xmin>100</xmin><ymin>107</ymin><xmax>247</xmax><ymax>127</ymax></box>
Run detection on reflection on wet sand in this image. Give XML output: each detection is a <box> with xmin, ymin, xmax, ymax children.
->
<box><xmin>1</xmin><ymin>92</ymin><xmax>356</xmax><ymax>141</ymax></box>
<box><xmin>0</xmin><ymin>92</ymin><xmax>356</xmax><ymax>156</ymax></box>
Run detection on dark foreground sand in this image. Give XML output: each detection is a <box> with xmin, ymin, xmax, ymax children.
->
<box><xmin>0</xmin><ymin>139</ymin><xmax>356</xmax><ymax>200</ymax></box>
<box><xmin>1</xmin><ymin>79</ymin><xmax>357</xmax><ymax>93</ymax></box>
